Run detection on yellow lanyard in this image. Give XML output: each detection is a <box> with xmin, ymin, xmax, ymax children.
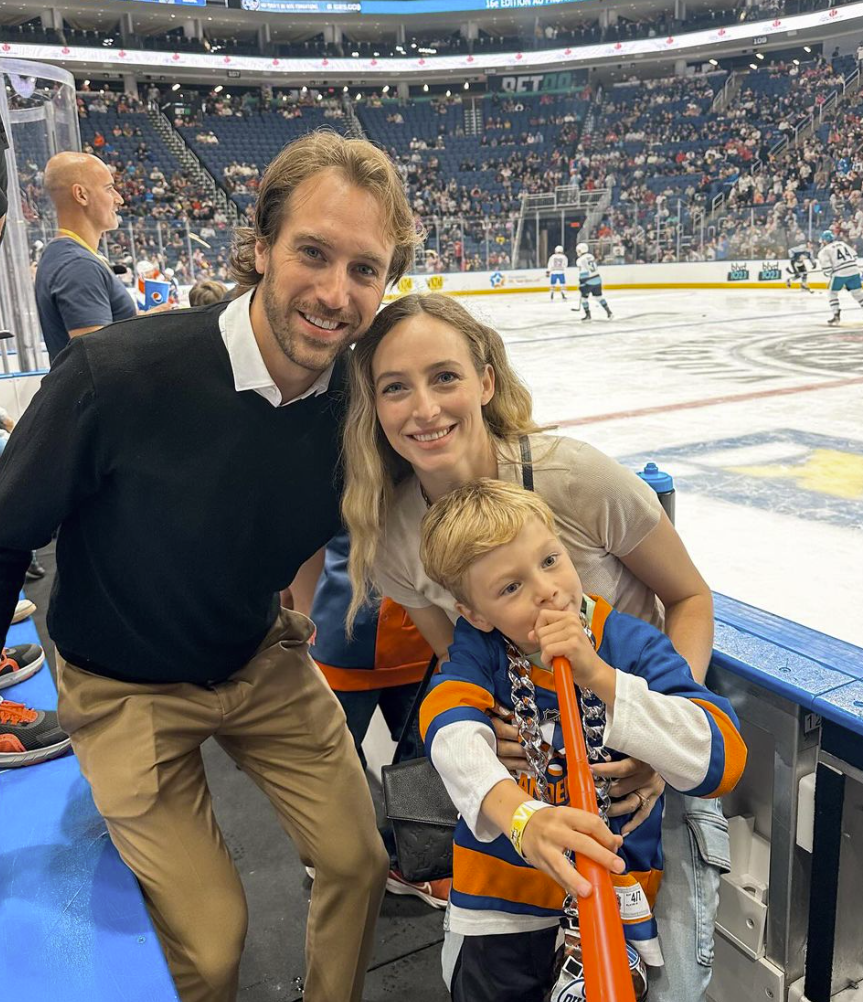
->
<box><xmin>56</xmin><ymin>229</ymin><xmax>112</xmax><ymax>272</ymax></box>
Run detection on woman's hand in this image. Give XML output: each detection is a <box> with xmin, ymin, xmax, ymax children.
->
<box><xmin>521</xmin><ymin>805</ymin><xmax>625</xmax><ymax>899</ymax></box>
<box><xmin>488</xmin><ymin>702</ymin><xmax>528</xmax><ymax>771</ymax></box>
<box><xmin>591</xmin><ymin>757</ymin><xmax>666</xmax><ymax>835</ymax></box>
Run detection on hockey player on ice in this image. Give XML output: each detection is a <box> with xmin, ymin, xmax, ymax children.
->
<box><xmin>546</xmin><ymin>244</ymin><xmax>568</xmax><ymax>301</ymax></box>
<box><xmin>785</xmin><ymin>241</ymin><xmax>815</xmax><ymax>293</ymax></box>
<box><xmin>571</xmin><ymin>242</ymin><xmax>613</xmax><ymax>321</ymax></box>
<box><xmin>817</xmin><ymin>230</ymin><xmax>863</xmax><ymax>325</ymax></box>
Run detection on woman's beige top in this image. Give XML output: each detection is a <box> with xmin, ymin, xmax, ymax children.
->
<box><xmin>374</xmin><ymin>432</ymin><xmax>664</xmax><ymax>628</ymax></box>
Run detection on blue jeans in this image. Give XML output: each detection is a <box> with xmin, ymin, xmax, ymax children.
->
<box><xmin>648</xmin><ymin>791</ymin><xmax>731</xmax><ymax>1001</ymax></box>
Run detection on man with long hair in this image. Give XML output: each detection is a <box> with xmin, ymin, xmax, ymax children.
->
<box><xmin>0</xmin><ymin>130</ymin><xmax>418</xmax><ymax>1002</ymax></box>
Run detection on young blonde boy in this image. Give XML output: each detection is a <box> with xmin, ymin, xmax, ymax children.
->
<box><xmin>418</xmin><ymin>479</ymin><xmax>746</xmax><ymax>1002</ymax></box>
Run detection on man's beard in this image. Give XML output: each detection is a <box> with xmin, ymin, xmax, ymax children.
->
<box><xmin>260</xmin><ymin>270</ymin><xmax>357</xmax><ymax>373</ymax></box>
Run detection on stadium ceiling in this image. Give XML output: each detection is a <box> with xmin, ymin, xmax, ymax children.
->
<box><xmin>0</xmin><ymin>0</ymin><xmax>775</xmax><ymax>37</ymax></box>
<box><xmin>1</xmin><ymin>0</ymin><xmax>861</xmax><ymax>82</ymax></box>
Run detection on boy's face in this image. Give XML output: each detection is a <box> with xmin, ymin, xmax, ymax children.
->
<box><xmin>457</xmin><ymin>517</ymin><xmax>583</xmax><ymax>653</ymax></box>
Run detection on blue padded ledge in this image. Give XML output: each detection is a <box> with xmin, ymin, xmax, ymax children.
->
<box><xmin>813</xmin><ymin>681</ymin><xmax>863</xmax><ymax>735</ymax></box>
<box><xmin>713</xmin><ymin>593</ymin><xmax>863</xmax><ymax>681</ymax></box>
<box><xmin>711</xmin><ymin>593</ymin><xmax>863</xmax><ymax>736</ymax></box>
<box><xmin>0</xmin><ymin>616</ymin><xmax>179</xmax><ymax>999</ymax></box>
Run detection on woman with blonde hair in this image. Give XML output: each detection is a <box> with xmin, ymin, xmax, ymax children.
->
<box><xmin>341</xmin><ymin>291</ymin><xmax>724</xmax><ymax>1002</ymax></box>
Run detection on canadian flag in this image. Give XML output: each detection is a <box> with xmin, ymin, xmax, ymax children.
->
<box><xmin>118</xmin><ymin>50</ymin><xmax>127</xmax><ymax>58</ymax></box>
<box><xmin>172</xmin><ymin>53</ymin><xmax>181</xmax><ymax>61</ymax></box>
<box><xmin>272</xmin><ymin>58</ymin><xmax>280</xmax><ymax>66</ymax></box>
<box><xmin>615</xmin><ymin>42</ymin><xmax>623</xmax><ymax>50</ymax></box>
<box><xmin>223</xmin><ymin>55</ymin><xmax>231</xmax><ymax>64</ymax></box>
<box><xmin>666</xmin><ymin>36</ymin><xmax>674</xmax><ymax>44</ymax></box>
<box><xmin>515</xmin><ymin>52</ymin><xmax>523</xmax><ymax>60</ymax></box>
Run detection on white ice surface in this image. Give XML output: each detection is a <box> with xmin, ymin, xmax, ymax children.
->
<box><xmin>468</xmin><ymin>288</ymin><xmax>863</xmax><ymax>648</ymax></box>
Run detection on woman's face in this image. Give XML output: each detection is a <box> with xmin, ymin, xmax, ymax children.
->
<box><xmin>371</xmin><ymin>313</ymin><xmax>494</xmax><ymax>477</ymax></box>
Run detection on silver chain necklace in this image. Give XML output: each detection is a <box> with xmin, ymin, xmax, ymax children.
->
<box><xmin>506</xmin><ymin>612</ymin><xmax>611</xmax><ymax>925</ymax></box>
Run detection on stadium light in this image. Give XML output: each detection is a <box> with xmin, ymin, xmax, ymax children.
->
<box><xmin>382</xmin><ymin>85</ymin><xmax>390</xmax><ymax>93</ymax></box>
<box><xmin>214</xmin><ymin>85</ymin><xmax>223</xmax><ymax>93</ymax></box>
<box><xmin>708</xmin><ymin>58</ymin><xmax>718</xmax><ymax>66</ymax></box>
<box><xmin>756</xmin><ymin>52</ymin><xmax>764</xmax><ymax>60</ymax></box>
<box><xmin>301</xmin><ymin>85</ymin><xmax>308</xmax><ymax>93</ymax></box>
<box><xmin>343</xmin><ymin>85</ymin><xmax>349</xmax><ymax>92</ymax></box>
<box><xmin>317</xmin><ymin>93</ymin><xmax>323</xmax><ymax>100</ymax></box>
<box><xmin>374</xmin><ymin>51</ymin><xmax>380</xmax><ymax>57</ymax></box>
<box><xmin>84</xmin><ymin>79</ymin><xmax>90</xmax><ymax>87</ymax></box>
<box><xmin>423</xmin><ymin>83</ymin><xmax>429</xmax><ymax>92</ymax></box>
<box><xmin>793</xmin><ymin>58</ymin><xmax>800</xmax><ymax>65</ymax></box>
<box><xmin>352</xmin><ymin>51</ymin><xmax>359</xmax><ymax>57</ymax></box>
<box><xmin>172</xmin><ymin>83</ymin><xmax>181</xmax><ymax>91</ymax></box>
<box><xmin>749</xmin><ymin>63</ymin><xmax>757</xmax><ymax>70</ymax></box>
<box><xmin>464</xmin><ymin>81</ymin><xmax>470</xmax><ymax>89</ymax></box>
<box><xmin>445</xmin><ymin>89</ymin><xmax>451</xmax><ymax>97</ymax></box>
<box><xmin>804</xmin><ymin>45</ymin><xmax>811</xmax><ymax>52</ymax></box>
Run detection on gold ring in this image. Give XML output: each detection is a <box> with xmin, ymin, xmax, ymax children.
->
<box><xmin>636</xmin><ymin>792</ymin><xmax>651</xmax><ymax>810</ymax></box>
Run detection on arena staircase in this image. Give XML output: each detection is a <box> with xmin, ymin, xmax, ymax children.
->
<box><xmin>463</xmin><ymin>99</ymin><xmax>483</xmax><ymax>136</ymax></box>
<box><xmin>711</xmin><ymin>71</ymin><xmax>742</xmax><ymax>114</ymax></box>
<box><xmin>341</xmin><ymin>96</ymin><xmax>367</xmax><ymax>139</ymax></box>
<box><xmin>146</xmin><ymin>103</ymin><xmax>239</xmax><ymax>227</ymax></box>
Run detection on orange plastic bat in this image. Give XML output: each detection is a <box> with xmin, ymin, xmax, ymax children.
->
<box><xmin>552</xmin><ymin>655</ymin><xmax>636</xmax><ymax>1002</ymax></box>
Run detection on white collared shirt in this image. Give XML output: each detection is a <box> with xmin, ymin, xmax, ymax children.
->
<box><xmin>219</xmin><ymin>288</ymin><xmax>334</xmax><ymax>408</ymax></box>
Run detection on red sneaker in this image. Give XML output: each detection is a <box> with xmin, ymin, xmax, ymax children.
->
<box><xmin>386</xmin><ymin>869</ymin><xmax>450</xmax><ymax>909</ymax></box>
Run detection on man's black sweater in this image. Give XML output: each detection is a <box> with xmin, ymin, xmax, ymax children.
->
<box><xmin>0</xmin><ymin>304</ymin><xmax>347</xmax><ymax>684</ymax></box>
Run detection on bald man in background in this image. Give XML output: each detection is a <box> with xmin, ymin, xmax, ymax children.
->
<box><xmin>34</xmin><ymin>152</ymin><xmax>136</xmax><ymax>363</ymax></box>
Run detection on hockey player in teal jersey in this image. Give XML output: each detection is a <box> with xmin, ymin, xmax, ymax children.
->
<box><xmin>571</xmin><ymin>242</ymin><xmax>613</xmax><ymax>321</ymax></box>
<box><xmin>419</xmin><ymin>480</ymin><xmax>746</xmax><ymax>1002</ymax></box>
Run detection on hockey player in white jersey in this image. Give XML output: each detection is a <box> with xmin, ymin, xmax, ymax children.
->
<box><xmin>571</xmin><ymin>242</ymin><xmax>613</xmax><ymax>321</ymax></box>
<box><xmin>546</xmin><ymin>244</ymin><xmax>568</xmax><ymax>300</ymax></box>
<box><xmin>785</xmin><ymin>241</ymin><xmax>815</xmax><ymax>293</ymax></box>
<box><xmin>817</xmin><ymin>230</ymin><xmax>863</xmax><ymax>325</ymax></box>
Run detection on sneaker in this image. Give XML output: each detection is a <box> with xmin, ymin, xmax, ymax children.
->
<box><xmin>386</xmin><ymin>868</ymin><xmax>450</xmax><ymax>909</ymax></box>
<box><xmin>0</xmin><ymin>644</ymin><xmax>45</xmax><ymax>690</ymax></box>
<box><xmin>0</xmin><ymin>696</ymin><xmax>71</xmax><ymax>767</ymax></box>
<box><xmin>11</xmin><ymin>598</ymin><xmax>36</xmax><ymax>624</ymax></box>
<box><xmin>25</xmin><ymin>555</ymin><xmax>46</xmax><ymax>581</ymax></box>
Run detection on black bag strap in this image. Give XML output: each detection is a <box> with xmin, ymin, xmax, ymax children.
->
<box><xmin>391</xmin><ymin>434</ymin><xmax>534</xmax><ymax>765</ymax></box>
<box><xmin>519</xmin><ymin>434</ymin><xmax>534</xmax><ymax>491</ymax></box>
<box><xmin>392</xmin><ymin>654</ymin><xmax>438</xmax><ymax>765</ymax></box>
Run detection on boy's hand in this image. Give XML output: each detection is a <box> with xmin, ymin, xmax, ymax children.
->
<box><xmin>521</xmin><ymin>805</ymin><xmax>625</xmax><ymax>899</ymax></box>
<box><xmin>531</xmin><ymin>609</ymin><xmax>604</xmax><ymax>688</ymax></box>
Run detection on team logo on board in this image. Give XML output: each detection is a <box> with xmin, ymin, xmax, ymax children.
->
<box><xmin>759</xmin><ymin>262</ymin><xmax>782</xmax><ymax>281</ymax></box>
<box><xmin>727</xmin><ymin>263</ymin><xmax>750</xmax><ymax>282</ymax></box>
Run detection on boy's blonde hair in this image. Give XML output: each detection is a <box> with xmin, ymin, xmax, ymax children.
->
<box><xmin>420</xmin><ymin>479</ymin><xmax>557</xmax><ymax>605</ymax></box>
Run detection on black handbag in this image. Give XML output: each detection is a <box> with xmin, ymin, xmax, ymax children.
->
<box><xmin>381</xmin><ymin>436</ymin><xmax>536</xmax><ymax>883</ymax></box>
<box><xmin>381</xmin><ymin>655</ymin><xmax>458</xmax><ymax>883</ymax></box>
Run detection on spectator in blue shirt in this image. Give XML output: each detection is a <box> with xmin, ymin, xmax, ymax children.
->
<box><xmin>34</xmin><ymin>152</ymin><xmax>137</xmax><ymax>363</ymax></box>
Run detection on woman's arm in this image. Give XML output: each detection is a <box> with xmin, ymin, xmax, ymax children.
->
<box><xmin>403</xmin><ymin>603</ymin><xmax>456</xmax><ymax>662</ymax></box>
<box><xmin>619</xmin><ymin>510</ymin><xmax>714</xmax><ymax>684</ymax></box>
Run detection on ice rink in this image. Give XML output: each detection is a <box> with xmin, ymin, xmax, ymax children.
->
<box><xmin>467</xmin><ymin>286</ymin><xmax>863</xmax><ymax>648</ymax></box>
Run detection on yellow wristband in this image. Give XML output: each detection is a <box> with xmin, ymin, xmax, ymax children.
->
<box><xmin>509</xmin><ymin>800</ymin><xmax>552</xmax><ymax>860</ymax></box>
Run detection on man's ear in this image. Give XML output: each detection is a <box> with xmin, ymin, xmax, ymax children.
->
<box><xmin>253</xmin><ymin>238</ymin><xmax>269</xmax><ymax>277</ymax></box>
<box><xmin>456</xmin><ymin>600</ymin><xmax>494</xmax><ymax>634</ymax></box>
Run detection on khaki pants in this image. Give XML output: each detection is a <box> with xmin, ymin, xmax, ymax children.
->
<box><xmin>56</xmin><ymin>609</ymin><xmax>388</xmax><ymax>1002</ymax></box>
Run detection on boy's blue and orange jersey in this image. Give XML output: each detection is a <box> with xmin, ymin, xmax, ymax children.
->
<box><xmin>419</xmin><ymin>595</ymin><xmax>746</xmax><ymax>953</ymax></box>
<box><xmin>311</xmin><ymin>530</ymin><xmax>433</xmax><ymax>691</ymax></box>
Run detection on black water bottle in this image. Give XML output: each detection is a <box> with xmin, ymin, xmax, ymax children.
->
<box><xmin>637</xmin><ymin>462</ymin><xmax>675</xmax><ymax>525</ymax></box>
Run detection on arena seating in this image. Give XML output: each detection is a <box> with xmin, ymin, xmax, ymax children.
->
<box><xmin>76</xmin><ymin>92</ymin><xmax>231</xmax><ymax>281</ymax></box>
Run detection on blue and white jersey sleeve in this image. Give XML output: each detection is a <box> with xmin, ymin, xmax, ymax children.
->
<box><xmin>600</xmin><ymin>611</ymin><xmax>747</xmax><ymax>798</ymax></box>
